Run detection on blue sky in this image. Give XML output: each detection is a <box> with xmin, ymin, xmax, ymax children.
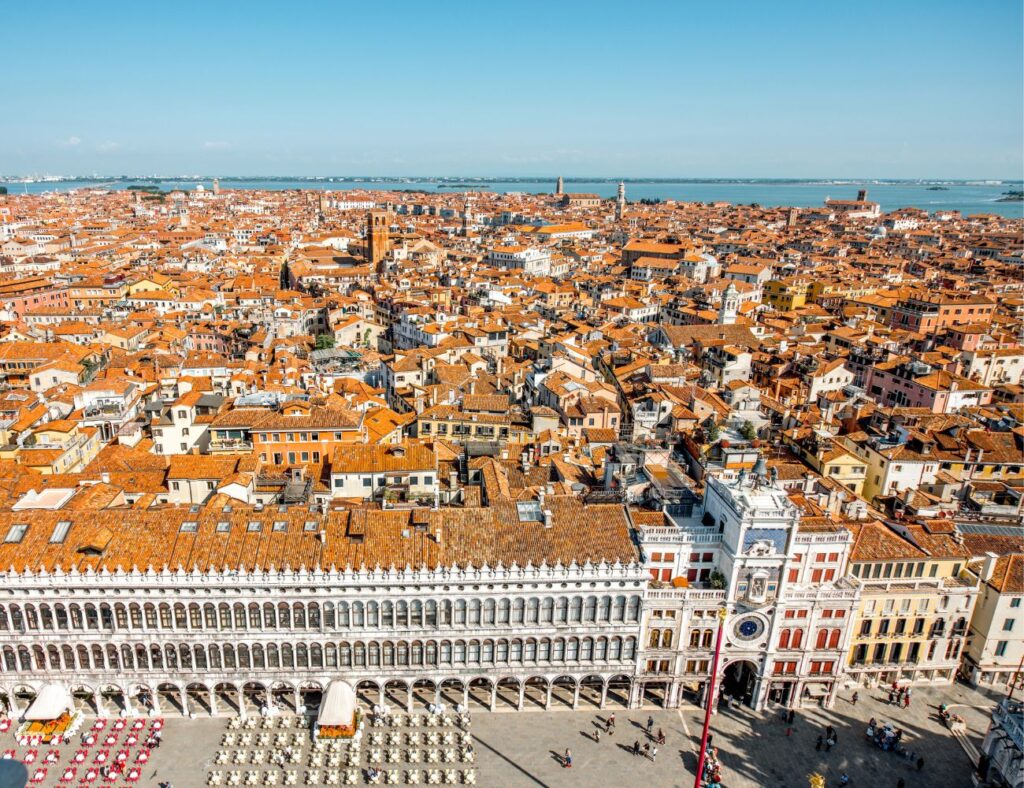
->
<box><xmin>3</xmin><ymin>0</ymin><xmax>1022</xmax><ymax>178</ymax></box>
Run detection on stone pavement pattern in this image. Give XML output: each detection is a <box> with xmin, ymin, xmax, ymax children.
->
<box><xmin>0</xmin><ymin>682</ymin><xmax>1000</xmax><ymax>787</ymax></box>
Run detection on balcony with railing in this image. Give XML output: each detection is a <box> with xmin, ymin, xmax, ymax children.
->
<box><xmin>992</xmin><ymin>699</ymin><xmax>1024</xmax><ymax>752</ymax></box>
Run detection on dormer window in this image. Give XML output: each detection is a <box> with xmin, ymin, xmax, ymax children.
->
<box><xmin>179</xmin><ymin>521</ymin><xmax>199</xmax><ymax>533</ymax></box>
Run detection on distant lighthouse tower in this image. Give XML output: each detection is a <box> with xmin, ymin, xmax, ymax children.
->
<box><xmin>555</xmin><ymin>176</ymin><xmax>564</xmax><ymax>196</ymax></box>
<box><xmin>718</xmin><ymin>281</ymin><xmax>739</xmax><ymax>326</ymax></box>
<box><xmin>616</xmin><ymin>181</ymin><xmax>626</xmax><ymax>221</ymax></box>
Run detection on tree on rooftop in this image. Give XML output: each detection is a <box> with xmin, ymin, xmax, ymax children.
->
<box><xmin>706</xmin><ymin>422</ymin><xmax>720</xmax><ymax>443</ymax></box>
<box><xmin>739</xmin><ymin>421</ymin><xmax>757</xmax><ymax>441</ymax></box>
<box><xmin>315</xmin><ymin>334</ymin><xmax>335</xmax><ymax>350</ymax></box>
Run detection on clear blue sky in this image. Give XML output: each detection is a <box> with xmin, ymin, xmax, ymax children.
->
<box><xmin>3</xmin><ymin>0</ymin><xmax>1022</xmax><ymax>178</ymax></box>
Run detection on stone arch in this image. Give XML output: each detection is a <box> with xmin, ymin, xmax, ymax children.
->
<box><xmin>383</xmin><ymin>678</ymin><xmax>408</xmax><ymax>711</ymax></box>
<box><xmin>523</xmin><ymin>676</ymin><xmax>548</xmax><ymax>709</ymax></box>
<box><xmin>214</xmin><ymin>681</ymin><xmax>241</xmax><ymax>715</ymax></box>
<box><xmin>550</xmin><ymin>675</ymin><xmax>576</xmax><ymax>708</ymax></box>
<box><xmin>355</xmin><ymin>679</ymin><xmax>380</xmax><ymax>711</ymax></box>
<box><xmin>411</xmin><ymin>678</ymin><xmax>436</xmax><ymax>712</ymax></box>
<box><xmin>579</xmin><ymin>675</ymin><xmax>605</xmax><ymax>708</ymax></box>
<box><xmin>437</xmin><ymin>678</ymin><xmax>465</xmax><ymax>709</ymax></box>
<box><xmin>494</xmin><ymin>677</ymin><xmax>519</xmax><ymax>710</ymax></box>
<box><xmin>605</xmin><ymin>674</ymin><xmax>632</xmax><ymax>708</ymax></box>
<box><xmin>466</xmin><ymin>677</ymin><xmax>492</xmax><ymax>712</ymax></box>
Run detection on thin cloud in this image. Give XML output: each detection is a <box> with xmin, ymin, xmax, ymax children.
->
<box><xmin>203</xmin><ymin>141</ymin><xmax>232</xmax><ymax>150</ymax></box>
<box><xmin>57</xmin><ymin>136</ymin><xmax>81</xmax><ymax>148</ymax></box>
<box><xmin>95</xmin><ymin>141</ymin><xmax>120</xmax><ymax>152</ymax></box>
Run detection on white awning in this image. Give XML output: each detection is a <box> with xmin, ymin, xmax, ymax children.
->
<box><xmin>803</xmin><ymin>683</ymin><xmax>830</xmax><ymax>698</ymax></box>
<box><xmin>317</xmin><ymin>681</ymin><xmax>356</xmax><ymax>728</ymax></box>
<box><xmin>24</xmin><ymin>684</ymin><xmax>73</xmax><ymax>721</ymax></box>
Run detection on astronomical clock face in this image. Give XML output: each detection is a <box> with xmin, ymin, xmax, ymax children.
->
<box><xmin>732</xmin><ymin>615</ymin><xmax>765</xmax><ymax>642</ymax></box>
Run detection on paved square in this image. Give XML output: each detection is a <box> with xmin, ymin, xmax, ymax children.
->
<box><xmin>0</xmin><ymin>682</ymin><xmax>1000</xmax><ymax>787</ymax></box>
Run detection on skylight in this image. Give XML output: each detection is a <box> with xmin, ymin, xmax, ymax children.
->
<box><xmin>50</xmin><ymin>521</ymin><xmax>72</xmax><ymax>544</ymax></box>
<box><xmin>4</xmin><ymin>524</ymin><xmax>28</xmax><ymax>543</ymax></box>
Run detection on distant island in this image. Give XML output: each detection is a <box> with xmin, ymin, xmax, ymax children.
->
<box><xmin>996</xmin><ymin>190</ymin><xmax>1023</xmax><ymax>202</ymax></box>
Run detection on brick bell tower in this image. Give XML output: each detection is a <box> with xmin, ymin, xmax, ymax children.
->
<box><xmin>367</xmin><ymin>209</ymin><xmax>390</xmax><ymax>266</ymax></box>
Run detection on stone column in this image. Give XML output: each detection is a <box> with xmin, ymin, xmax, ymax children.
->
<box><xmin>208</xmin><ymin>691</ymin><xmax>218</xmax><ymax>717</ymax></box>
<box><xmin>149</xmin><ymin>691</ymin><xmax>161</xmax><ymax>716</ymax></box>
<box><xmin>406</xmin><ymin>689</ymin><xmax>414</xmax><ymax>715</ymax></box>
<box><xmin>628</xmin><ymin>682</ymin><xmax>641</xmax><ymax>709</ymax></box>
<box><xmin>462</xmin><ymin>685</ymin><xmax>469</xmax><ymax>710</ymax></box>
<box><xmin>571</xmin><ymin>684</ymin><xmax>580</xmax><ymax>710</ymax></box>
<box><xmin>599</xmin><ymin>683</ymin><xmax>608</xmax><ymax>710</ymax></box>
<box><xmin>488</xmin><ymin>685</ymin><xmax>496</xmax><ymax>712</ymax></box>
<box><xmin>293</xmin><ymin>689</ymin><xmax>301</xmax><ymax>715</ymax></box>
<box><xmin>517</xmin><ymin>683</ymin><xmax>525</xmax><ymax>712</ymax></box>
<box><xmin>544</xmin><ymin>685</ymin><xmax>553</xmax><ymax>710</ymax></box>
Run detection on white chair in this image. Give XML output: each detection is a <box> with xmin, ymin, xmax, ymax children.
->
<box><xmin>406</xmin><ymin>770</ymin><xmax>420</xmax><ymax>785</ymax></box>
<box><xmin>407</xmin><ymin>749</ymin><xmax>421</xmax><ymax>764</ymax></box>
<box><xmin>264</xmin><ymin>772</ymin><xmax>280</xmax><ymax>786</ymax></box>
<box><xmin>283</xmin><ymin>771</ymin><xmax>298</xmax><ymax>785</ymax></box>
<box><xmin>305</xmin><ymin>770</ymin><xmax>321</xmax><ymax>786</ymax></box>
<box><xmin>245</xmin><ymin>771</ymin><xmax>260</xmax><ymax>786</ymax></box>
<box><xmin>462</xmin><ymin>769</ymin><xmax>476</xmax><ymax>785</ymax></box>
<box><xmin>443</xmin><ymin>770</ymin><xmax>457</xmax><ymax>784</ymax></box>
<box><xmin>344</xmin><ymin>769</ymin><xmax>359</xmax><ymax>785</ymax></box>
<box><xmin>386</xmin><ymin>770</ymin><xmax>400</xmax><ymax>785</ymax></box>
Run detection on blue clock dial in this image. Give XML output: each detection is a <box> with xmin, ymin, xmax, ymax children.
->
<box><xmin>739</xmin><ymin>620</ymin><xmax>758</xmax><ymax>637</ymax></box>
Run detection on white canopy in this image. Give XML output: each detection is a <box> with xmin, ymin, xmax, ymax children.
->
<box><xmin>317</xmin><ymin>681</ymin><xmax>356</xmax><ymax>728</ymax></box>
<box><xmin>24</xmin><ymin>683</ymin><xmax>73</xmax><ymax>721</ymax></box>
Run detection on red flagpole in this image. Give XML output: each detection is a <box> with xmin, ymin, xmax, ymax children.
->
<box><xmin>694</xmin><ymin>608</ymin><xmax>727</xmax><ymax>788</ymax></box>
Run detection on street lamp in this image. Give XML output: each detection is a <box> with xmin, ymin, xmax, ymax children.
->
<box><xmin>694</xmin><ymin>607</ymin><xmax>728</xmax><ymax>788</ymax></box>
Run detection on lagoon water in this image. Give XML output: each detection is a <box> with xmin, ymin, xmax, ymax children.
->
<box><xmin>7</xmin><ymin>178</ymin><xmax>1023</xmax><ymax>218</ymax></box>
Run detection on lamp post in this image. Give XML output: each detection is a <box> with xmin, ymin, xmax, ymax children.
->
<box><xmin>694</xmin><ymin>607</ymin><xmax>728</xmax><ymax>788</ymax></box>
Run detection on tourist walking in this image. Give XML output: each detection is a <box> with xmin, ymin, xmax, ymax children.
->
<box><xmin>851</xmin><ymin>691</ymin><xmax>858</xmax><ymax>706</ymax></box>
<box><xmin>594</xmin><ymin>728</ymin><xmax>600</xmax><ymax>743</ymax></box>
<box><xmin>646</xmin><ymin>715</ymin><xmax>654</xmax><ymax>734</ymax></box>
<box><xmin>632</xmin><ymin>740</ymin><xmax>640</xmax><ymax>757</ymax></box>
<box><xmin>888</xmin><ymin>689</ymin><xmax>895</xmax><ymax>705</ymax></box>
<box><xmin>656</xmin><ymin>728</ymin><xmax>666</xmax><ymax>745</ymax></box>
<box><xmin>651</xmin><ymin>746</ymin><xmax>658</xmax><ymax>762</ymax></box>
<box><xmin>563</xmin><ymin>748</ymin><xmax>572</xmax><ymax>768</ymax></box>
<box><xmin>787</xmin><ymin>708</ymin><xmax>795</xmax><ymax>724</ymax></box>
<box><xmin>608</xmin><ymin>712</ymin><xmax>615</xmax><ymax>729</ymax></box>
<box><xmin>916</xmin><ymin>756</ymin><xmax>924</xmax><ymax>771</ymax></box>
<box><xmin>815</xmin><ymin>735</ymin><xmax>823</xmax><ymax>751</ymax></box>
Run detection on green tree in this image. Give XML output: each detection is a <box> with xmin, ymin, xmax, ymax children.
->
<box><xmin>708</xmin><ymin>569</ymin><xmax>726</xmax><ymax>590</ymax></box>
<box><xmin>315</xmin><ymin>334</ymin><xmax>335</xmax><ymax>350</ymax></box>
<box><xmin>706</xmin><ymin>422</ymin><xmax>720</xmax><ymax>443</ymax></box>
<box><xmin>739</xmin><ymin>421</ymin><xmax>757</xmax><ymax>441</ymax></box>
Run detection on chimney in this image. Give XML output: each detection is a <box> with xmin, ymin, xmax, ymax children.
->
<box><xmin>538</xmin><ymin>488</ymin><xmax>545</xmax><ymax>509</ymax></box>
<box><xmin>979</xmin><ymin>551</ymin><xmax>998</xmax><ymax>582</ymax></box>
<box><xmin>543</xmin><ymin>509</ymin><xmax>553</xmax><ymax>529</ymax></box>
<box><xmin>100</xmin><ymin>472</ymin><xmax>110</xmax><ymax>485</ymax></box>
<box><xmin>902</xmin><ymin>487</ymin><xmax>915</xmax><ymax>505</ymax></box>
<box><xmin>802</xmin><ymin>473</ymin><xmax>815</xmax><ymax>494</ymax></box>
<box><xmin>857</xmin><ymin>189</ymin><xmax>868</xmax><ymax>202</ymax></box>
